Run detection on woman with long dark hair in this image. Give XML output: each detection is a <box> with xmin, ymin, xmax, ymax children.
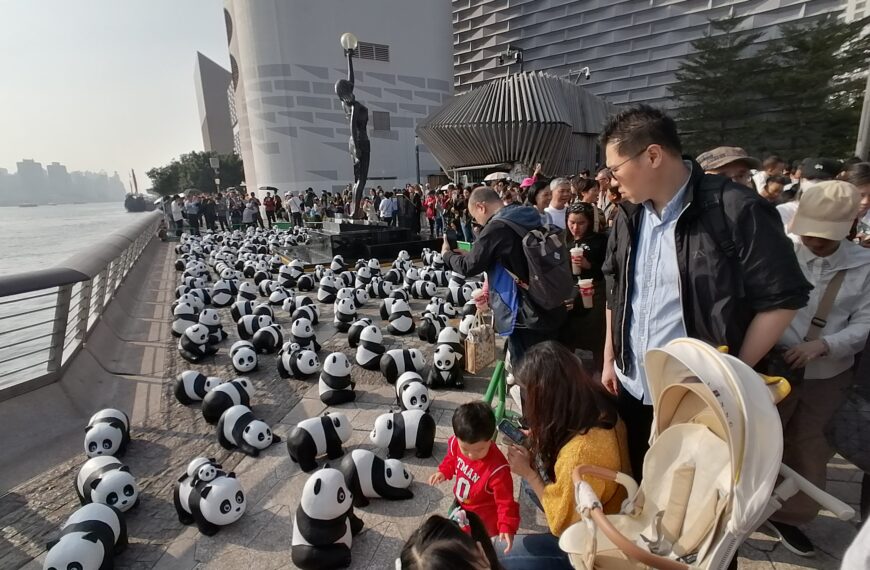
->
<box><xmin>399</xmin><ymin>511</ymin><xmax>503</xmax><ymax>570</ymax></box>
<box><xmin>499</xmin><ymin>341</ymin><xmax>629</xmax><ymax>569</ymax></box>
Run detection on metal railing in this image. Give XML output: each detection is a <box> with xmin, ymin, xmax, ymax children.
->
<box><xmin>0</xmin><ymin>211</ymin><xmax>162</xmax><ymax>401</ymax></box>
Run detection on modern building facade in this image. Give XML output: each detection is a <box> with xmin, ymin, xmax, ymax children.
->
<box><xmin>223</xmin><ymin>0</ymin><xmax>454</xmax><ymax>195</ymax></box>
<box><xmin>194</xmin><ymin>52</ymin><xmax>235</xmax><ymax>155</ymax></box>
<box><xmin>453</xmin><ymin>0</ymin><xmax>853</xmax><ymax>108</ymax></box>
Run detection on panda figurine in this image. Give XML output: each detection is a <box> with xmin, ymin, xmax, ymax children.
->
<box><xmin>367</xmin><ymin>258</ymin><xmax>381</xmax><ymax>276</ymax></box>
<box><xmin>330</xmin><ymin>255</ymin><xmax>346</xmax><ymax>273</ymax></box>
<box><xmin>296</xmin><ymin>274</ymin><xmax>316</xmax><ymax>292</ymax></box>
<box><xmin>367</xmin><ymin>277</ymin><xmax>392</xmax><ymax>299</ymax></box>
<box><xmin>75</xmin><ymin>456</ymin><xmax>139</xmax><ymax>512</ymax></box>
<box><xmin>230</xmin><ymin>300</ymin><xmax>254</xmax><ymax>321</ymax></box>
<box><xmin>319</xmin><ymin>352</ymin><xmax>355</xmax><ymax>405</ymax></box>
<box><xmin>198</xmin><ymin>308</ymin><xmax>227</xmax><ymax>344</ymax></box>
<box><xmin>282</xmin><ymin>295</ymin><xmax>298</xmax><ymax>315</ymax></box>
<box><xmin>237</xmin><ymin>314</ymin><xmax>273</xmax><ymax>340</ymax></box>
<box><xmin>210</xmin><ymin>280</ymin><xmax>235</xmax><ymax>307</ymax></box>
<box><xmin>354</xmin><ymin>266</ymin><xmax>372</xmax><ymax>288</ymax></box>
<box><xmin>292</xmin><ymin>303</ymin><xmax>320</xmax><ymax>326</ymax></box>
<box><xmin>403</xmin><ymin>267</ymin><xmax>421</xmax><ymax>288</ymax></box>
<box><xmin>425</xmin><ymin>297</ymin><xmax>457</xmax><ymax>318</ymax></box>
<box><xmin>286</xmin><ymin>412</ymin><xmax>352</xmax><ymax>472</ymax></box>
<box><xmin>277</xmin><ymin>342</ymin><xmax>321</xmax><ymax>379</ymax></box>
<box><xmin>351</xmin><ymin>287</ymin><xmax>369</xmax><ymax>308</ymax></box>
<box><xmin>410</xmin><ymin>279</ymin><xmax>436</xmax><ymax>300</ymax></box>
<box><xmin>201</xmin><ymin>378</ymin><xmax>253</xmax><ymax>424</ymax></box>
<box><xmin>44</xmin><ymin>503</ymin><xmax>128</xmax><ymax>570</ymax></box>
<box><xmin>174</xmin><ymin>371</ymin><xmax>225</xmax><ymax>405</ymax></box>
<box><xmin>217</xmin><ymin>404</ymin><xmax>281</xmax><ymax>457</ymax></box>
<box><xmin>171</xmin><ymin>302</ymin><xmax>199</xmax><ymax>337</ymax></box>
<box><xmin>269</xmin><ymin>286</ymin><xmax>292</xmax><ymax>306</ymax></box>
<box><xmin>230</xmin><ymin>339</ymin><xmax>259</xmax><ymax>373</ymax></box>
<box><xmin>317</xmin><ymin>274</ymin><xmax>339</xmax><ymax>304</ymax></box>
<box><xmin>369</xmin><ymin>409</ymin><xmax>436</xmax><ymax>459</ymax></box>
<box><xmin>237</xmin><ymin>281</ymin><xmax>258</xmax><ymax>301</ymax></box>
<box><xmin>378</xmin><ymin>297</ymin><xmax>397</xmax><ymax>321</ymax></box>
<box><xmin>437</xmin><ymin>327</ymin><xmax>465</xmax><ymax>358</ymax></box>
<box><xmin>383</xmin><ymin>267</ymin><xmax>403</xmax><ymax>284</ymax></box>
<box><xmin>427</xmin><ymin>344</ymin><xmax>465</xmax><ymax>389</ymax></box>
<box><xmin>395</xmin><ymin>371</ymin><xmax>432</xmax><ymax>412</ymax></box>
<box><xmin>174</xmin><ymin>470</ymin><xmax>246</xmax><ymax>536</ymax></box>
<box><xmin>85</xmin><ymin>408</ymin><xmax>130</xmax><ymax>458</ymax></box>
<box><xmin>252</xmin><ymin>302</ymin><xmax>275</xmax><ymax>318</ymax></box>
<box><xmin>338</xmin><ymin>449</ymin><xmax>413</xmax><ymax>507</ymax></box>
<box><xmin>185</xmin><ymin>457</ymin><xmax>226</xmax><ymax>484</ymax></box>
<box><xmin>178</xmin><ymin>323</ymin><xmax>218</xmax><ymax>364</ymax></box>
<box><xmin>291</xmin><ymin>317</ymin><xmax>321</xmax><ymax>352</ymax></box>
<box><xmin>252</xmin><ymin>324</ymin><xmax>283</xmax><ymax>354</ymax></box>
<box><xmin>332</xmin><ymin>297</ymin><xmax>357</xmax><ymax>333</ymax></box>
<box><xmin>355</xmin><ymin>325</ymin><xmax>385</xmax><ymax>370</ymax></box>
<box><xmin>379</xmin><ymin>348</ymin><xmax>426</xmax><ymax>385</ymax></box>
<box><xmin>346</xmin><ymin>317</ymin><xmax>373</xmax><ymax>348</ymax></box>
<box><xmin>417</xmin><ymin>313</ymin><xmax>448</xmax><ymax>344</ymax></box>
<box><xmin>387</xmin><ymin>299</ymin><xmax>415</xmax><ymax>335</ymax></box>
<box><xmin>291</xmin><ymin>468</ymin><xmax>363</xmax><ymax>570</ymax></box>
<box><xmin>337</xmin><ymin>270</ymin><xmax>355</xmax><ymax>288</ymax></box>
<box><xmin>431</xmin><ymin>270</ymin><xmax>450</xmax><ymax>287</ymax></box>
<box><xmin>458</xmin><ymin>312</ymin><xmax>476</xmax><ymax>340</ymax></box>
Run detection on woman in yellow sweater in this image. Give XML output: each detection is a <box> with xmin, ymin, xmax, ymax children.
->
<box><xmin>499</xmin><ymin>341</ymin><xmax>630</xmax><ymax>569</ymax></box>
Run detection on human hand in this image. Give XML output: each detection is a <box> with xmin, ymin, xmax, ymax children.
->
<box><xmin>534</xmin><ymin>162</ymin><xmax>542</xmax><ymax>177</ymax></box>
<box><xmin>428</xmin><ymin>472</ymin><xmax>446</xmax><ymax>485</ymax></box>
<box><xmin>499</xmin><ymin>533</ymin><xmax>514</xmax><ymax>554</ymax></box>
<box><xmin>784</xmin><ymin>340</ymin><xmax>827</xmax><ymax>369</ymax></box>
<box><xmin>601</xmin><ymin>360</ymin><xmax>619</xmax><ymax>396</ymax></box>
<box><xmin>441</xmin><ymin>235</ymin><xmax>451</xmax><ymax>255</ymax></box>
<box><xmin>506</xmin><ymin>444</ymin><xmax>534</xmax><ymax>479</ymax></box>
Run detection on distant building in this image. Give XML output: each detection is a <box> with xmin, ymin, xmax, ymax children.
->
<box><xmin>222</xmin><ymin>0</ymin><xmax>453</xmax><ymax>194</ymax></box>
<box><xmin>16</xmin><ymin>159</ymin><xmax>48</xmax><ymax>201</ymax></box>
<box><xmin>194</xmin><ymin>51</ymin><xmax>235</xmax><ymax>155</ymax></box>
<box><xmin>46</xmin><ymin>162</ymin><xmax>72</xmax><ymax>198</ymax></box>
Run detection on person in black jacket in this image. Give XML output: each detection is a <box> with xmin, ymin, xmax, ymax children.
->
<box><xmin>600</xmin><ymin>105</ymin><xmax>811</xmax><ymax>479</ymax></box>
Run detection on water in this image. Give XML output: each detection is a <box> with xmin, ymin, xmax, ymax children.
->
<box><xmin>0</xmin><ymin>202</ymin><xmax>151</xmax><ymax>275</ymax></box>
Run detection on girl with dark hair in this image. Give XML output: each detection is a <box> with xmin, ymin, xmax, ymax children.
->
<box><xmin>398</xmin><ymin>511</ymin><xmax>503</xmax><ymax>570</ymax></box>
<box><xmin>499</xmin><ymin>341</ymin><xmax>630</xmax><ymax>569</ymax></box>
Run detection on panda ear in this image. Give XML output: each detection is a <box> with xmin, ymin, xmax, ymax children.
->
<box><xmin>46</xmin><ymin>538</ymin><xmax>59</xmax><ymax>550</ymax></box>
<box><xmin>200</xmin><ymin>486</ymin><xmax>212</xmax><ymax>499</ymax></box>
<box><xmin>89</xmin><ymin>478</ymin><xmax>102</xmax><ymax>490</ymax></box>
<box><xmin>313</xmin><ymin>477</ymin><xmax>322</xmax><ymax>495</ymax></box>
<box><xmin>227</xmin><ymin>472</ymin><xmax>237</xmax><ymax>479</ymax></box>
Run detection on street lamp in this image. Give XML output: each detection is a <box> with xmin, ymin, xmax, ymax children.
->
<box><xmin>209</xmin><ymin>157</ymin><xmax>220</xmax><ymax>193</ymax></box>
<box><xmin>340</xmin><ymin>32</ymin><xmax>358</xmax><ymax>53</ymax></box>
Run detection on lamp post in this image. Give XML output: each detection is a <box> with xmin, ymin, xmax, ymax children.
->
<box><xmin>209</xmin><ymin>157</ymin><xmax>220</xmax><ymax>193</ymax></box>
<box><xmin>340</xmin><ymin>32</ymin><xmax>358</xmax><ymax>54</ymax></box>
<box><xmin>415</xmin><ymin>135</ymin><xmax>421</xmax><ymax>185</ymax></box>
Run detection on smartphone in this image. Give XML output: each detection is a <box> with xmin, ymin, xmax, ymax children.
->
<box><xmin>497</xmin><ymin>418</ymin><xmax>527</xmax><ymax>447</ymax></box>
<box><xmin>445</xmin><ymin>228</ymin><xmax>459</xmax><ymax>250</ymax></box>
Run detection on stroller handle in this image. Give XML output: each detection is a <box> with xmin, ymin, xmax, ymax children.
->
<box><xmin>778</xmin><ymin>464</ymin><xmax>856</xmax><ymax>521</ymax></box>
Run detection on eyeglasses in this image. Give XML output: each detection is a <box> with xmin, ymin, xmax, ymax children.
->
<box><xmin>602</xmin><ymin>146</ymin><xmax>649</xmax><ymax>179</ymax></box>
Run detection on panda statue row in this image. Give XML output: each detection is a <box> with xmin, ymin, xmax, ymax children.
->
<box><xmin>173</xmin><ymin>457</ymin><xmax>246</xmax><ymax>536</ymax></box>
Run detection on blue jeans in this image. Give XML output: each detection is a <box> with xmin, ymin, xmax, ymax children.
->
<box><xmin>498</xmin><ymin>533</ymin><xmax>573</xmax><ymax>569</ymax></box>
<box><xmin>462</xmin><ymin>219</ymin><xmax>475</xmax><ymax>242</ymax></box>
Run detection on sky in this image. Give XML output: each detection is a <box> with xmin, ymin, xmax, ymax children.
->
<box><xmin>0</xmin><ymin>0</ymin><xmax>229</xmax><ymax>190</ymax></box>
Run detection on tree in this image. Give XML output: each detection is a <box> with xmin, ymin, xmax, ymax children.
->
<box><xmin>669</xmin><ymin>15</ymin><xmax>765</xmax><ymax>155</ymax></box>
<box><xmin>146</xmin><ymin>151</ymin><xmax>245</xmax><ymax>196</ymax></box>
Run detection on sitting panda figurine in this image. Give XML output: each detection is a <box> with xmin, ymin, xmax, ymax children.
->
<box><xmin>458</xmin><ymin>312</ymin><xmax>476</xmax><ymax>340</ymax></box>
<box><xmin>210</xmin><ymin>280</ymin><xmax>235</xmax><ymax>307</ymax></box>
<box><xmin>338</xmin><ymin>449</ymin><xmax>414</xmax><ymax>507</ymax></box>
<box><xmin>291</xmin><ymin>317</ymin><xmax>321</xmax><ymax>352</ymax></box>
<box><xmin>427</xmin><ymin>344</ymin><xmax>464</xmax><ymax>389</ymax></box>
<box><xmin>355</xmin><ymin>325</ymin><xmax>385</xmax><ymax>370</ymax></box>
<box><xmin>174</xmin><ymin>470</ymin><xmax>246</xmax><ymax>536</ymax></box>
<box><xmin>75</xmin><ymin>456</ymin><xmax>139</xmax><ymax>512</ymax></box>
<box><xmin>198</xmin><ymin>308</ymin><xmax>227</xmax><ymax>344</ymax></box>
<box><xmin>346</xmin><ymin>317</ymin><xmax>373</xmax><ymax>348</ymax></box>
<box><xmin>387</xmin><ymin>299</ymin><xmax>415</xmax><ymax>335</ymax></box>
<box><xmin>296</xmin><ymin>274</ymin><xmax>316</xmax><ymax>292</ymax></box>
<box><xmin>252</xmin><ymin>302</ymin><xmax>275</xmax><ymax>318</ymax></box>
<box><xmin>319</xmin><ymin>352</ymin><xmax>355</xmax><ymax>405</ymax></box>
<box><xmin>171</xmin><ymin>301</ymin><xmax>199</xmax><ymax>337</ymax></box>
<box><xmin>395</xmin><ymin>371</ymin><xmax>432</xmax><ymax>412</ymax></box>
<box><xmin>337</xmin><ymin>270</ymin><xmax>355</xmax><ymax>288</ymax></box>
<box><xmin>217</xmin><ymin>404</ymin><xmax>281</xmax><ymax>457</ymax></box>
<box><xmin>237</xmin><ymin>314</ymin><xmax>273</xmax><ymax>340</ymax></box>
<box><xmin>237</xmin><ymin>281</ymin><xmax>258</xmax><ymax>301</ymax></box>
<box><xmin>379</xmin><ymin>348</ymin><xmax>426</xmax><ymax>385</ymax></box>
<box><xmin>230</xmin><ymin>300</ymin><xmax>254</xmax><ymax>321</ymax></box>
<box><xmin>332</xmin><ymin>297</ymin><xmax>357</xmax><ymax>333</ymax></box>
<box><xmin>201</xmin><ymin>378</ymin><xmax>254</xmax><ymax>424</ymax></box>
<box><xmin>317</xmin><ymin>274</ymin><xmax>339</xmax><ymax>304</ymax></box>
<box><xmin>330</xmin><ymin>255</ymin><xmax>346</xmax><ymax>273</ymax></box>
<box><xmin>417</xmin><ymin>313</ymin><xmax>448</xmax><ymax>344</ymax></box>
<box><xmin>292</xmin><ymin>303</ymin><xmax>320</xmax><ymax>326</ymax></box>
<box><xmin>367</xmin><ymin>258</ymin><xmax>381</xmax><ymax>276</ymax></box>
<box><xmin>174</xmin><ymin>371</ymin><xmax>225</xmax><ymax>405</ymax></box>
<box><xmin>277</xmin><ymin>342</ymin><xmax>321</xmax><ymax>379</ymax></box>
<box><xmin>286</xmin><ymin>412</ymin><xmax>352</xmax><ymax>472</ymax></box>
<box><xmin>369</xmin><ymin>409</ymin><xmax>436</xmax><ymax>459</ymax></box>
<box><xmin>269</xmin><ymin>286</ymin><xmax>292</xmax><ymax>306</ymax></box>
<box><xmin>382</xmin><ymin>267</ymin><xmax>403</xmax><ymax>285</ymax></box>
<box><xmin>230</xmin><ymin>340</ymin><xmax>258</xmax><ymax>373</ymax></box>
<box><xmin>410</xmin><ymin>279</ymin><xmax>436</xmax><ymax>300</ymax></box>
<box><xmin>178</xmin><ymin>324</ymin><xmax>219</xmax><ymax>364</ymax></box>
<box><xmin>425</xmin><ymin>297</ymin><xmax>457</xmax><ymax>318</ymax></box>
<box><xmin>437</xmin><ymin>327</ymin><xmax>465</xmax><ymax>359</ymax></box>
<box><xmin>251</xmin><ymin>324</ymin><xmax>283</xmax><ymax>354</ymax></box>
<box><xmin>44</xmin><ymin>503</ymin><xmax>128</xmax><ymax>570</ymax></box>
<box><xmin>351</xmin><ymin>287</ymin><xmax>369</xmax><ymax>308</ymax></box>
<box><xmin>85</xmin><ymin>408</ymin><xmax>130</xmax><ymax>458</ymax></box>
<box><xmin>403</xmin><ymin>267</ymin><xmax>421</xmax><ymax>289</ymax></box>
<box><xmin>354</xmin><ymin>266</ymin><xmax>373</xmax><ymax>288</ymax></box>
<box><xmin>367</xmin><ymin>277</ymin><xmax>393</xmax><ymax>299</ymax></box>
<box><xmin>291</xmin><ymin>468</ymin><xmax>364</xmax><ymax>570</ymax></box>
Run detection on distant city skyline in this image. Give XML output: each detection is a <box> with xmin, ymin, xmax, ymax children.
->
<box><xmin>0</xmin><ymin>158</ymin><xmax>126</xmax><ymax>206</ymax></box>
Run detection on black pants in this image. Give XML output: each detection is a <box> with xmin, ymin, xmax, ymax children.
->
<box><xmin>506</xmin><ymin>327</ymin><xmax>553</xmax><ymax>369</ymax></box>
<box><xmin>617</xmin><ymin>386</ymin><xmax>654</xmax><ymax>481</ymax></box>
<box><xmin>292</xmin><ymin>212</ymin><xmax>303</xmax><ymax>227</ymax></box>
<box><xmin>217</xmin><ymin>216</ymin><xmax>229</xmax><ymax>231</ymax></box>
<box><xmin>266</xmin><ymin>210</ymin><xmax>276</xmax><ymax>227</ymax></box>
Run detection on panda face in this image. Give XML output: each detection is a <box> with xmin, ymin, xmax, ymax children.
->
<box><xmin>384</xmin><ymin>459</ymin><xmax>413</xmax><ymax>489</ymax></box>
<box><xmin>84</xmin><ymin>424</ymin><xmax>123</xmax><ymax>457</ymax></box>
<box><xmin>199</xmin><ymin>309</ymin><xmax>220</xmax><ymax>326</ymax></box>
<box><xmin>233</xmin><ymin>347</ymin><xmax>258</xmax><ymax>372</ymax></box>
<box><xmin>294</xmin><ymin>350</ymin><xmax>320</xmax><ymax>374</ymax></box>
<box><xmin>44</xmin><ymin>533</ymin><xmax>104</xmax><ymax>570</ymax></box>
<box><xmin>242</xmin><ymin>420</ymin><xmax>273</xmax><ymax>450</ymax></box>
<box><xmin>401</xmin><ymin>382</ymin><xmax>430</xmax><ymax>411</ymax></box>
<box><xmin>185</xmin><ymin>325</ymin><xmax>209</xmax><ymax>345</ymax></box>
<box><xmin>204</xmin><ymin>377</ymin><xmax>225</xmax><ymax>392</ymax></box>
<box><xmin>291</xmin><ymin>318</ymin><xmax>313</xmax><ymax>337</ymax></box>
<box><xmin>300</xmin><ymin>468</ymin><xmax>351</xmax><ymax>521</ymax></box>
<box><xmin>370</xmin><ymin>413</ymin><xmax>394</xmax><ymax>448</ymax></box>
<box><xmin>433</xmin><ymin>345</ymin><xmax>457</xmax><ymax>371</ymax></box>
<box><xmin>91</xmin><ymin>469</ymin><xmax>139</xmax><ymax>512</ymax></box>
<box><xmin>323</xmin><ymin>353</ymin><xmax>352</xmax><ymax>376</ymax></box>
<box><xmin>199</xmin><ymin>476</ymin><xmax>246</xmax><ymax>525</ymax></box>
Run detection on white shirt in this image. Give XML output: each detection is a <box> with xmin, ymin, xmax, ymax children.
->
<box><xmin>776</xmin><ymin>201</ymin><xmax>800</xmax><ymax>243</ymax></box>
<box><xmin>378</xmin><ymin>197</ymin><xmax>393</xmax><ymax>218</ymax></box>
<box><xmin>171</xmin><ymin>202</ymin><xmax>183</xmax><ymax>221</ymax></box>
<box><xmin>544</xmin><ymin>205</ymin><xmax>566</xmax><ymax>229</ymax></box>
<box><xmin>289</xmin><ymin>196</ymin><xmax>302</xmax><ymax>213</ymax></box>
<box><xmin>751</xmin><ymin>170</ymin><xmax>767</xmax><ymax>194</ymax></box>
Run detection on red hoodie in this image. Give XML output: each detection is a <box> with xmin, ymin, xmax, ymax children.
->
<box><xmin>437</xmin><ymin>436</ymin><xmax>520</xmax><ymax>537</ymax></box>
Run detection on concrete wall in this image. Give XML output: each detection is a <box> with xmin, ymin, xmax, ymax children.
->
<box><xmin>225</xmin><ymin>0</ymin><xmax>454</xmax><ymax>195</ymax></box>
<box><xmin>194</xmin><ymin>52</ymin><xmax>235</xmax><ymax>155</ymax></box>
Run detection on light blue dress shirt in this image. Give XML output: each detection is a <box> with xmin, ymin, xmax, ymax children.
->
<box><xmin>615</xmin><ymin>168</ymin><xmax>691</xmax><ymax>404</ymax></box>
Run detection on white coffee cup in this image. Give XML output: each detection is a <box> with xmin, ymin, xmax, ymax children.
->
<box><xmin>578</xmin><ymin>278</ymin><xmax>594</xmax><ymax>309</ymax></box>
<box><xmin>570</xmin><ymin>247</ymin><xmax>584</xmax><ymax>274</ymax></box>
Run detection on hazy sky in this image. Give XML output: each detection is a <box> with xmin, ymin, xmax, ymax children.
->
<box><xmin>0</xmin><ymin>0</ymin><xmax>229</xmax><ymax>190</ymax></box>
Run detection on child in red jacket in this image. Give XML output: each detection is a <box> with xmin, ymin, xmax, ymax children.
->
<box><xmin>429</xmin><ymin>401</ymin><xmax>520</xmax><ymax>553</ymax></box>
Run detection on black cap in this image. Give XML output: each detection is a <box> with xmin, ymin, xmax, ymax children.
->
<box><xmin>799</xmin><ymin>158</ymin><xmax>842</xmax><ymax>181</ymax></box>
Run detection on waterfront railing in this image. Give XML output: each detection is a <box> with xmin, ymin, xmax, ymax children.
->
<box><xmin>0</xmin><ymin>211</ymin><xmax>162</xmax><ymax>400</ymax></box>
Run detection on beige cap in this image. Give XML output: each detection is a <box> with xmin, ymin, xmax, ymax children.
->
<box><xmin>791</xmin><ymin>180</ymin><xmax>860</xmax><ymax>240</ymax></box>
<box><xmin>696</xmin><ymin>146</ymin><xmax>761</xmax><ymax>171</ymax></box>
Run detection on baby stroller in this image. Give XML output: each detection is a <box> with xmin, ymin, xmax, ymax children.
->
<box><xmin>558</xmin><ymin>337</ymin><xmax>855</xmax><ymax>569</ymax></box>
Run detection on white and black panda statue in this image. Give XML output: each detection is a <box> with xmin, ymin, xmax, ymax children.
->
<box><xmin>395</xmin><ymin>371</ymin><xmax>431</xmax><ymax>412</ymax></box>
<box><xmin>317</xmin><ymin>274</ymin><xmax>339</xmax><ymax>304</ymax></box>
<box><xmin>330</xmin><ymin>255</ymin><xmax>346</xmax><ymax>273</ymax></box>
<box><xmin>217</xmin><ymin>404</ymin><xmax>281</xmax><ymax>457</ymax></box>
<box><xmin>210</xmin><ymin>280</ymin><xmax>235</xmax><ymax>307</ymax></box>
<box><xmin>85</xmin><ymin>408</ymin><xmax>130</xmax><ymax>458</ymax></box>
<box><xmin>355</xmin><ymin>325</ymin><xmax>385</xmax><ymax>370</ymax></box>
<box><xmin>251</xmin><ymin>323</ymin><xmax>283</xmax><ymax>354</ymax></box>
<box><xmin>369</xmin><ymin>409</ymin><xmax>436</xmax><ymax>459</ymax></box>
<box><xmin>346</xmin><ymin>317</ymin><xmax>373</xmax><ymax>348</ymax></box>
<box><xmin>291</xmin><ymin>317</ymin><xmax>321</xmax><ymax>352</ymax></box>
<box><xmin>230</xmin><ymin>300</ymin><xmax>254</xmax><ymax>321</ymax></box>
<box><xmin>410</xmin><ymin>279</ymin><xmax>436</xmax><ymax>300</ymax></box>
<box><xmin>75</xmin><ymin>456</ymin><xmax>139</xmax><ymax>512</ymax></box>
<box><xmin>291</xmin><ymin>468</ymin><xmax>364</xmax><ymax>570</ymax></box>
<box><xmin>178</xmin><ymin>323</ymin><xmax>218</xmax><ymax>364</ymax></box>
<box><xmin>387</xmin><ymin>299</ymin><xmax>415</xmax><ymax>335</ymax></box>
<box><xmin>367</xmin><ymin>277</ymin><xmax>392</xmax><ymax>299</ymax></box>
<box><xmin>338</xmin><ymin>449</ymin><xmax>413</xmax><ymax>507</ymax></box>
<box><xmin>252</xmin><ymin>302</ymin><xmax>275</xmax><ymax>318</ymax></box>
<box><xmin>332</xmin><ymin>297</ymin><xmax>357</xmax><ymax>333</ymax></box>
<box><xmin>230</xmin><ymin>340</ymin><xmax>258</xmax><ymax>373</ymax></box>
<box><xmin>426</xmin><ymin>344</ymin><xmax>465</xmax><ymax>389</ymax></box>
<box><xmin>269</xmin><ymin>286</ymin><xmax>292</xmax><ymax>306</ymax></box>
<box><xmin>286</xmin><ymin>412</ymin><xmax>352</xmax><ymax>472</ymax></box>
<box><xmin>277</xmin><ymin>342</ymin><xmax>321</xmax><ymax>379</ymax></box>
<box><xmin>291</xmin><ymin>303</ymin><xmax>320</xmax><ymax>325</ymax></box>
<box><xmin>296</xmin><ymin>274</ymin><xmax>316</xmax><ymax>292</ymax></box>
<box><xmin>458</xmin><ymin>312</ymin><xmax>476</xmax><ymax>340</ymax></box>
<box><xmin>354</xmin><ymin>266</ymin><xmax>372</xmax><ymax>288</ymax></box>
<box><xmin>171</xmin><ymin>301</ymin><xmax>199</xmax><ymax>337</ymax></box>
<box><xmin>201</xmin><ymin>378</ymin><xmax>253</xmax><ymax>424</ymax></box>
<box><xmin>337</xmin><ymin>270</ymin><xmax>355</xmax><ymax>288</ymax></box>
<box><xmin>43</xmin><ymin>503</ymin><xmax>127</xmax><ymax>570</ymax></box>
<box><xmin>174</xmin><ymin>371</ymin><xmax>225</xmax><ymax>405</ymax></box>
<box><xmin>319</xmin><ymin>352</ymin><xmax>355</xmax><ymax>405</ymax></box>
<box><xmin>379</xmin><ymin>348</ymin><xmax>426</xmax><ymax>385</ymax></box>
<box><xmin>198</xmin><ymin>308</ymin><xmax>228</xmax><ymax>344</ymax></box>
<box><xmin>185</xmin><ymin>457</ymin><xmax>226</xmax><ymax>484</ymax></box>
<box><xmin>237</xmin><ymin>281</ymin><xmax>258</xmax><ymax>301</ymax></box>
<box><xmin>237</xmin><ymin>314</ymin><xmax>273</xmax><ymax>340</ymax></box>
<box><xmin>437</xmin><ymin>327</ymin><xmax>465</xmax><ymax>358</ymax></box>
<box><xmin>417</xmin><ymin>313</ymin><xmax>448</xmax><ymax>344</ymax></box>
<box><xmin>173</xmin><ymin>470</ymin><xmax>246</xmax><ymax>536</ymax></box>
<box><xmin>351</xmin><ymin>287</ymin><xmax>368</xmax><ymax>308</ymax></box>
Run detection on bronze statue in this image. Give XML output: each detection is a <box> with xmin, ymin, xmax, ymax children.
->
<box><xmin>335</xmin><ymin>45</ymin><xmax>370</xmax><ymax>220</ymax></box>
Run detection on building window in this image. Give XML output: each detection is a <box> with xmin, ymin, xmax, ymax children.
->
<box><xmin>371</xmin><ymin>111</ymin><xmax>391</xmax><ymax>131</ymax></box>
<box><xmin>355</xmin><ymin>42</ymin><xmax>390</xmax><ymax>62</ymax></box>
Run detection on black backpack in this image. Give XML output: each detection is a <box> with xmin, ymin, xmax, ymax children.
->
<box><xmin>496</xmin><ymin>219</ymin><xmax>576</xmax><ymax>311</ymax></box>
<box><xmin>696</xmin><ymin>175</ymin><xmax>745</xmax><ymax>298</ymax></box>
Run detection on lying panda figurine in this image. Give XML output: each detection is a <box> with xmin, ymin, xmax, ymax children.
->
<box><xmin>230</xmin><ymin>340</ymin><xmax>259</xmax><ymax>373</ymax></box>
<box><xmin>370</xmin><ymin>409</ymin><xmax>436</xmax><ymax>459</ymax></box>
<box><xmin>427</xmin><ymin>344</ymin><xmax>465</xmax><ymax>389</ymax></box>
<box><xmin>44</xmin><ymin>503</ymin><xmax>128</xmax><ymax>570</ymax></box>
<box><xmin>395</xmin><ymin>371</ymin><xmax>432</xmax><ymax>412</ymax></box>
<box><xmin>174</xmin><ymin>470</ymin><xmax>246</xmax><ymax>536</ymax></box>
<box><xmin>292</xmin><ymin>303</ymin><xmax>320</xmax><ymax>326</ymax></box>
<box><xmin>319</xmin><ymin>352</ymin><xmax>355</xmax><ymax>405</ymax></box>
<box><xmin>338</xmin><ymin>449</ymin><xmax>414</xmax><ymax>507</ymax></box>
<box><xmin>291</xmin><ymin>468</ymin><xmax>363</xmax><ymax>570</ymax></box>
<box><xmin>237</xmin><ymin>314</ymin><xmax>273</xmax><ymax>340</ymax></box>
<box><xmin>409</xmin><ymin>279</ymin><xmax>436</xmax><ymax>300</ymax></box>
<box><xmin>355</xmin><ymin>326</ymin><xmax>385</xmax><ymax>371</ymax></box>
<box><xmin>346</xmin><ymin>317</ymin><xmax>373</xmax><ymax>348</ymax></box>
<box><xmin>178</xmin><ymin>323</ymin><xmax>219</xmax><ymax>364</ymax></box>
<box><xmin>217</xmin><ymin>404</ymin><xmax>281</xmax><ymax>457</ymax></box>
<box><xmin>85</xmin><ymin>408</ymin><xmax>130</xmax><ymax>458</ymax></box>
<box><xmin>175</xmin><ymin>371</ymin><xmax>226</xmax><ymax>405</ymax></box>
<box><xmin>75</xmin><ymin>456</ymin><xmax>139</xmax><ymax>512</ymax></box>
<box><xmin>252</xmin><ymin>324</ymin><xmax>283</xmax><ymax>354</ymax></box>
<box><xmin>230</xmin><ymin>299</ymin><xmax>254</xmax><ymax>321</ymax></box>
<box><xmin>277</xmin><ymin>342</ymin><xmax>321</xmax><ymax>379</ymax></box>
<box><xmin>286</xmin><ymin>412</ymin><xmax>352</xmax><ymax>472</ymax></box>
<box><xmin>379</xmin><ymin>348</ymin><xmax>426</xmax><ymax>385</ymax></box>
<box><xmin>202</xmin><ymin>378</ymin><xmax>254</xmax><ymax>424</ymax></box>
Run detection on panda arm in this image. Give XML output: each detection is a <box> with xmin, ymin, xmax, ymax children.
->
<box><xmin>436</xmin><ymin>436</ymin><xmax>458</xmax><ymax>480</ymax></box>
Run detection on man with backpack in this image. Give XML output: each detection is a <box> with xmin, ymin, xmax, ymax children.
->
<box><xmin>600</xmin><ymin>105</ymin><xmax>812</xmax><ymax>479</ymax></box>
<box><xmin>441</xmin><ymin>186</ymin><xmax>574</xmax><ymax>366</ymax></box>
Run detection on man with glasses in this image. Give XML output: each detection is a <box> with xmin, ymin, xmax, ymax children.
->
<box><xmin>600</xmin><ymin>105</ymin><xmax>811</xmax><ymax>479</ymax></box>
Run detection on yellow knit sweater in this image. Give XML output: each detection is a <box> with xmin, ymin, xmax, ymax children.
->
<box><xmin>541</xmin><ymin>422</ymin><xmax>630</xmax><ymax>537</ymax></box>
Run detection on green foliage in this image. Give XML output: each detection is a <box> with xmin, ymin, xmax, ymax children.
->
<box><xmin>146</xmin><ymin>151</ymin><xmax>245</xmax><ymax>196</ymax></box>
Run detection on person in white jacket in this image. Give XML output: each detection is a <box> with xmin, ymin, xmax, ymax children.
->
<box><xmin>766</xmin><ymin>180</ymin><xmax>870</xmax><ymax>557</ymax></box>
